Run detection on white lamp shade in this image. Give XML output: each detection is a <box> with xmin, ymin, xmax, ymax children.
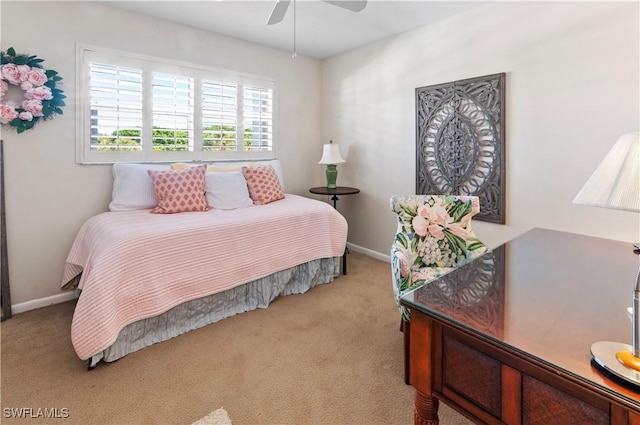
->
<box><xmin>318</xmin><ymin>143</ymin><xmax>345</xmax><ymax>164</ymax></box>
<box><xmin>573</xmin><ymin>132</ymin><xmax>640</xmax><ymax>212</ymax></box>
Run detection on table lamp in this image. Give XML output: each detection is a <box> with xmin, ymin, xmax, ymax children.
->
<box><xmin>573</xmin><ymin>132</ymin><xmax>640</xmax><ymax>385</ymax></box>
<box><xmin>318</xmin><ymin>140</ymin><xmax>345</xmax><ymax>189</ymax></box>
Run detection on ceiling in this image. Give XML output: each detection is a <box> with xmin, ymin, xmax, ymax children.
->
<box><xmin>104</xmin><ymin>0</ymin><xmax>489</xmax><ymax>59</ymax></box>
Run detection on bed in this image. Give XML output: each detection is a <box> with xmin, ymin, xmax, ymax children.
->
<box><xmin>62</xmin><ymin>160</ymin><xmax>348</xmax><ymax>368</ymax></box>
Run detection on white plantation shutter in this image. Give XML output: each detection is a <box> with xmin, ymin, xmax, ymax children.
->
<box><xmin>89</xmin><ymin>63</ymin><xmax>143</xmax><ymax>152</ymax></box>
<box><xmin>78</xmin><ymin>46</ymin><xmax>276</xmax><ymax>163</ymax></box>
<box><xmin>202</xmin><ymin>80</ymin><xmax>237</xmax><ymax>151</ymax></box>
<box><xmin>152</xmin><ymin>72</ymin><xmax>194</xmax><ymax>152</ymax></box>
<box><xmin>243</xmin><ymin>86</ymin><xmax>273</xmax><ymax>152</ymax></box>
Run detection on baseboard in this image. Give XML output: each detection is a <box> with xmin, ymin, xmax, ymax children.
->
<box><xmin>347</xmin><ymin>242</ymin><xmax>390</xmax><ymax>263</ymax></box>
<box><xmin>12</xmin><ymin>291</ymin><xmax>76</xmax><ymax>315</ymax></box>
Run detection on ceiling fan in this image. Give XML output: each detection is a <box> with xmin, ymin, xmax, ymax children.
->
<box><xmin>267</xmin><ymin>0</ymin><xmax>368</xmax><ymax>25</ymax></box>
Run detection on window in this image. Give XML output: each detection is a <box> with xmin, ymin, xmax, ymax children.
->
<box><xmin>77</xmin><ymin>45</ymin><xmax>276</xmax><ymax>164</ymax></box>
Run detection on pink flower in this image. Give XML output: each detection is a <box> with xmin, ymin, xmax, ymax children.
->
<box><xmin>427</xmin><ymin>224</ymin><xmax>445</xmax><ymax>240</ymax></box>
<box><xmin>0</xmin><ymin>80</ymin><xmax>7</xmax><ymax>95</ymax></box>
<box><xmin>25</xmin><ymin>86</ymin><xmax>52</xmax><ymax>101</ymax></box>
<box><xmin>17</xmin><ymin>65</ymin><xmax>31</xmax><ymax>82</ymax></box>
<box><xmin>22</xmin><ymin>99</ymin><xmax>44</xmax><ymax>117</ymax></box>
<box><xmin>447</xmin><ymin>223</ymin><xmax>468</xmax><ymax>239</ymax></box>
<box><xmin>394</xmin><ymin>249</ymin><xmax>411</xmax><ymax>277</ymax></box>
<box><xmin>26</xmin><ymin>68</ymin><xmax>48</xmax><ymax>87</ymax></box>
<box><xmin>1</xmin><ymin>64</ymin><xmax>21</xmax><ymax>85</ymax></box>
<box><xmin>425</xmin><ymin>201</ymin><xmax>449</xmax><ymax>227</ymax></box>
<box><xmin>413</xmin><ymin>201</ymin><xmax>456</xmax><ymax>240</ymax></box>
<box><xmin>20</xmin><ymin>81</ymin><xmax>33</xmax><ymax>91</ymax></box>
<box><xmin>412</xmin><ymin>214</ymin><xmax>429</xmax><ymax>237</ymax></box>
<box><xmin>18</xmin><ymin>111</ymin><xmax>33</xmax><ymax>121</ymax></box>
<box><xmin>0</xmin><ymin>103</ymin><xmax>19</xmax><ymax>124</ymax></box>
<box><xmin>414</xmin><ymin>203</ymin><xmax>449</xmax><ymax>239</ymax></box>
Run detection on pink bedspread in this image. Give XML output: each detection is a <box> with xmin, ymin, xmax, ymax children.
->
<box><xmin>62</xmin><ymin>195</ymin><xmax>347</xmax><ymax>360</ymax></box>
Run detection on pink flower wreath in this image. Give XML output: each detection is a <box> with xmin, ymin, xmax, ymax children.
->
<box><xmin>1</xmin><ymin>47</ymin><xmax>65</xmax><ymax>133</ymax></box>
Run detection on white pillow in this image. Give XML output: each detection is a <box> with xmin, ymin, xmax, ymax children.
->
<box><xmin>109</xmin><ymin>163</ymin><xmax>171</xmax><ymax>211</ymax></box>
<box><xmin>205</xmin><ymin>172</ymin><xmax>253</xmax><ymax>210</ymax></box>
<box><xmin>206</xmin><ymin>159</ymin><xmax>285</xmax><ymax>191</ymax></box>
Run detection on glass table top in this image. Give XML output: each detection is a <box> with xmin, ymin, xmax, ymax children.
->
<box><xmin>400</xmin><ymin>228</ymin><xmax>640</xmax><ymax>407</ymax></box>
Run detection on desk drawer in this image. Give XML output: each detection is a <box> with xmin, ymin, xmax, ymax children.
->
<box><xmin>435</xmin><ymin>324</ymin><xmax>617</xmax><ymax>425</ymax></box>
<box><xmin>442</xmin><ymin>335</ymin><xmax>501</xmax><ymax>418</ymax></box>
<box><xmin>522</xmin><ymin>374</ymin><xmax>608</xmax><ymax>425</ymax></box>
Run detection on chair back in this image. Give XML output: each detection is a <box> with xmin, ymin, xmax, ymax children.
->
<box><xmin>390</xmin><ymin>195</ymin><xmax>488</xmax><ymax>318</ymax></box>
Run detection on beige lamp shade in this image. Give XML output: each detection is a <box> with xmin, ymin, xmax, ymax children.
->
<box><xmin>318</xmin><ymin>142</ymin><xmax>345</xmax><ymax>164</ymax></box>
<box><xmin>573</xmin><ymin>132</ymin><xmax>640</xmax><ymax>212</ymax></box>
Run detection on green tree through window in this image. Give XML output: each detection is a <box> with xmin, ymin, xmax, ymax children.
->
<box><xmin>96</xmin><ymin>126</ymin><xmax>253</xmax><ymax>151</ymax></box>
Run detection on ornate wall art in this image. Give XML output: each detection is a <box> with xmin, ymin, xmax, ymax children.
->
<box><xmin>416</xmin><ymin>73</ymin><xmax>505</xmax><ymax>224</ymax></box>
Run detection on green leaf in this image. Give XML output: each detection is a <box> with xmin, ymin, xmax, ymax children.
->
<box><xmin>450</xmin><ymin>200</ymin><xmax>472</xmax><ymax>222</ymax></box>
<box><xmin>401</xmin><ymin>204</ymin><xmax>417</xmax><ymax>217</ymax></box>
<box><xmin>395</xmin><ymin>232</ymin><xmax>408</xmax><ymax>249</ymax></box>
<box><xmin>24</xmin><ymin>120</ymin><xmax>36</xmax><ymax>130</ymax></box>
<box><xmin>9</xmin><ymin>118</ymin><xmax>22</xmax><ymax>126</ymax></box>
<box><xmin>467</xmin><ymin>239</ymin><xmax>486</xmax><ymax>252</ymax></box>
<box><xmin>16</xmin><ymin>126</ymin><xmax>26</xmax><ymax>134</ymax></box>
<box><xmin>27</xmin><ymin>58</ymin><xmax>44</xmax><ymax>67</ymax></box>
<box><xmin>0</xmin><ymin>55</ymin><xmax>7</xmax><ymax>65</ymax></box>
<box><xmin>42</xmin><ymin>105</ymin><xmax>53</xmax><ymax>116</ymax></box>
<box><xmin>412</xmin><ymin>244</ymin><xmax>427</xmax><ymax>268</ymax></box>
<box><xmin>45</xmin><ymin>81</ymin><xmax>56</xmax><ymax>89</ymax></box>
<box><xmin>399</xmin><ymin>275</ymin><xmax>411</xmax><ymax>293</ymax></box>
<box><xmin>52</xmin><ymin>76</ymin><xmax>62</xmax><ymax>82</ymax></box>
<box><xmin>54</xmin><ymin>107</ymin><xmax>64</xmax><ymax>115</ymax></box>
<box><xmin>45</xmin><ymin>69</ymin><xmax>58</xmax><ymax>78</ymax></box>
<box><xmin>444</xmin><ymin>230</ymin><xmax>465</xmax><ymax>255</ymax></box>
<box><xmin>13</xmin><ymin>56</ymin><xmax>28</xmax><ymax>65</ymax></box>
<box><xmin>7</xmin><ymin>47</ymin><xmax>16</xmax><ymax>56</ymax></box>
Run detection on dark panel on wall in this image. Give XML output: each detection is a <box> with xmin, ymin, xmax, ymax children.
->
<box><xmin>416</xmin><ymin>73</ymin><xmax>506</xmax><ymax>224</ymax></box>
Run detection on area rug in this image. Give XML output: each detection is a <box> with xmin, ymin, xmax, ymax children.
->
<box><xmin>191</xmin><ymin>408</ymin><xmax>232</xmax><ymax>425</ymax></box>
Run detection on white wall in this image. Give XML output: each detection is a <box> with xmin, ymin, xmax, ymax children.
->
<box><xmin>321</xmin><ymin>1</ymin><xmax>640</xmax><ymax>255</ymax></box>
<box><xmin>3</xmin><ymin>1</ymin><xmax>639</xmax><ymax>308</ymax></box>
<box><xmin>1</xmin><ymin>1</ymin><xmax>322</xmax><ymax>305</ymax></box>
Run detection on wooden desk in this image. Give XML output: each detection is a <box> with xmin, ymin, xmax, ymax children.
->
<box><xmin>400</xmin><ymin>228</ymin><xmax>640</xmax><ymax>425</ymax></box>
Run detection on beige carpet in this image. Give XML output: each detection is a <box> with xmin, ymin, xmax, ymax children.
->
<box><xmin>1</xmin><ymin>252</ymin><xmax>472</xmax><ymax>425</ymax></box>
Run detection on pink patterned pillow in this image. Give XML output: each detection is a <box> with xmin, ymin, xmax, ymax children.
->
<box><xmin>241</xmin><ymin>164</ymin><xmax>285</xmax><ymax>205</ymax></box>
<box><xmin>147</xmin><ymin>164</ymin><xmax>211</xmax><ymax>214</ymax></box>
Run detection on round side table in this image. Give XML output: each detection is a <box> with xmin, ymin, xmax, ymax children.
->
<box><xmin>309</xmin><ymin>186</ymin><xmax>360</xmax><ymax>275</ymax></box>
<box><xmin>309</xmin><ymin>186</ymin><xmax>360</xmax><ymax>209</ymax></box>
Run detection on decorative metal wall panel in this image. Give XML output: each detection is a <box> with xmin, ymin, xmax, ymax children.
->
<box><xmin>416</xmin><ymin>73</ymin><xmax>506</xmax><ymax>224</ymax></box>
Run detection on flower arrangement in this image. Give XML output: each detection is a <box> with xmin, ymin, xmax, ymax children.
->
<box><xmin>0</xmin><ymin>47</ymin><xmax>65</xmax><ymax>133</ymax></box>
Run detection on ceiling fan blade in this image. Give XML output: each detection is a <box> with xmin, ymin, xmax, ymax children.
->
<box><xmin>267</xmin><ymin>0</ymin><xmax>291</xmax><ymax>25</ymax></box>
<box><xmin>322</xmin><ymin>0</ymin><xmax>367</xmax><ymax>12</ymax></box>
